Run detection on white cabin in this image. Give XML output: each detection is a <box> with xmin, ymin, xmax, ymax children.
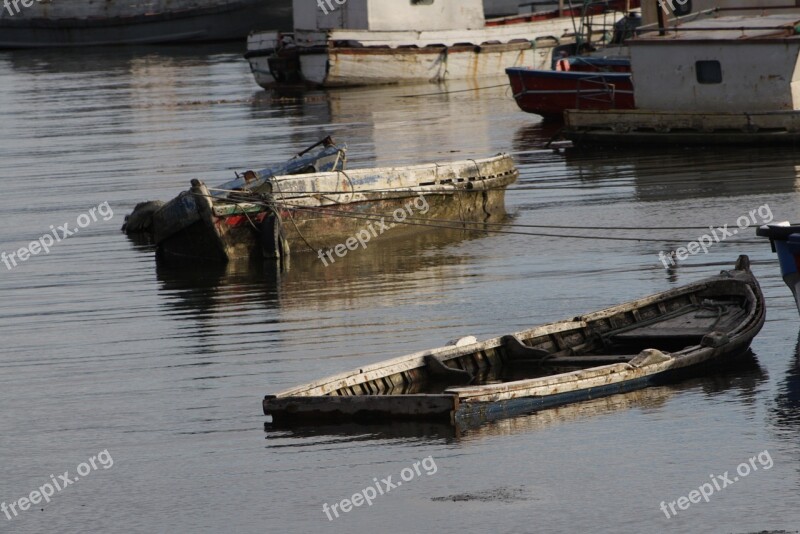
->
<box><xmin>293</xmin><ymin>0</ymin><xmax>486</xmax><ymax>31</ymax></box>
<box><xmin>629</xmin><ymin>14</ymin><xmax>800</xmax><ymax>112</ymax></box>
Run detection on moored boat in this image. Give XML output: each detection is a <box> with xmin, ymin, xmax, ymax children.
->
<box><xmin>757</xmin><ymin>222</ymin><xmax>800</xmax><ymax>314</ymax></box>
<box><xmin>122</xmin><ymin>137</ymin><xmax>346</xmax><ymax>239</ymax></box>
<box><xmin>245</xmin><ymin>0</ymin><xmax>637</xmax><ymax>88</ymax></box>
<box><xmin>264</xmin><ymin>256</ymin><xmax>764</xmax><ymax>426</ymax></box>
<box><xmin>564</xmin><ymin>12</ymin><xmax>800</xmax><ymax>145</ymax></box>
<box><xmin>0</xmin><ymin>0</ymin><xmax>292</xmax><ymax>48</ymax></box>
<box><xmin>507</xmin><ymin>57</ymin><xmax>633</xmax><ymax>119</ymax></box>
<box><xmin>157</xmin><ymin>153</ymin><xmax>518</xmax><ymax>263</ymax></box>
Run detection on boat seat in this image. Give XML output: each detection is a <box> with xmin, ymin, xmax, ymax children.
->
<box><xmin>609</xmin><ymin>329</ymin><xmax>709</xmax><ymax>352</ymax></box>
<box><xmin>424</xmin><ymin>355</ymin><xmax>473</xmax><ymax>385</ymax></box>
<box><xmin>537</xmin><ymin>355</ymin><xmax>634</xmax><ymax>366</ymax></box>
<box><xmin>502</xmin><ymin>334</ymin><xmax>550</xmax><ymax>360</ymax></box>
<box><xmin>502</xmin><ymin>334</ymin><xmax>635</xmax><ymax>366</ymax></box>
<box><xmin>607</xmin><ymin>303</ymin><xmax>745</xmax><ymax>350</ymax></box>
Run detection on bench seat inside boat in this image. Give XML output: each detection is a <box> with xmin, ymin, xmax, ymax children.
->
<box><xmin>608</xmin><ymin>303</ymin><xmax>746</xmax><ymax>350</ymax></box>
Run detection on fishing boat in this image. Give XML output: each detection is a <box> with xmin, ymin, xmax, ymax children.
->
<box><xmin>122</xmin><ymin>137</ymin><xmax>346</xmax><ymax>239</ymax></box>
<box><xmin>245</xmin><ymin>0</ymin><xmax>637</xmax><ymax>88</ymax></box>
<box><xmin>264</xmin><ymin>256</ymin><xmax>764</xmax><ymax>426</ymax></box>
<box><xmin>507</xmin><ymin>57</ymin><xmax>633</xmax><ymax>119</ymax></box>
<box><xmin>757</xmin><ymin>222</ymin><xmax>800</xmax><ymax>314</ymax></box>
<box><xmin>0</xmin><ymin>0</ymin><xmax>292</xmax><ymax>48</ymax></box>
<box><xmin>564</xmin><ymin>11</ymin><xmax>800</xmax><ymax>144</ymax></box>
<box><xmin>156</xmin><ymin>152</ymin><xmax>518</xmax><ymax>263</ymax></box>
<box><xmin>505</xmin><ymin>9</ymin><xmax>638</xmax><ymax>119</ymax></box>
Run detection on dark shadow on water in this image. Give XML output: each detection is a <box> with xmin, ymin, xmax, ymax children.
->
<box><xmin>511</xmin><ymin>122</ymin><xmax>569</xmax><ymax>155</ymax></box>
<box><xmin>561</xmin><ymin>144</ymin><xmax>800</xmax><ymax>201</ymax></box>
<box><xmin>152</xmin><ymin>225</ymin><xmax>504</xmax><ymax>318</ymax></box>
<box><xmin>0</xmin><ymin>41</ymin><xmax>249</xmax><ymax>74</ymax></box>
<box><xmin>771</xmin><ymin>329</ymin><xmax>800</xmax><ymax>431</ymax></box>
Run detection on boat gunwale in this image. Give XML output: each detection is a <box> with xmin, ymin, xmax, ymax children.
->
<box><xmin>210</xmin><ymin>153</ymin><xmax>518</xmax><ymax>211</ymax></box>
<box><xmin>268</xmin><ymin>268</ymin><xmax>762</xmax><ymax>400</ymax></box>
<box><xmin>449</xmin><ymin>282</ymin><xmax>762</xmax><ymax>402</ymax></box>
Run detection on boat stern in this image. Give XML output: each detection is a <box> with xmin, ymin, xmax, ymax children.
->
<box><xmin>757</xmin><ymin>222</ymin><xmax>800</xmax><ymax>314</ymax></box>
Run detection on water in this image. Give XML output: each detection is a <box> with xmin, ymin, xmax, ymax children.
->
<box><xmin>1</xmin><ymin>44</ymin><xmax>800</xmax><ymax>534</ymax></box>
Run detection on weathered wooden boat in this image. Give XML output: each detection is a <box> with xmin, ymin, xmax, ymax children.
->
<box><xmin>264</xmin><ymin>256</ymin><xmax>764</xmax><ymax>426</ymax></box>
<box><xmin>122</xmin><ymin>137</ymin><xmax>346</xmax><ymax>237</ymax></box>
<box><xmin>0</xmin><ymin>0</ymin><xmax>291</xmax><ymax>48</ymax></box>
<box><xmin>157</xmin><ymin>153</ymin><xmax>518</xmax><ymax>263</ymax></box>
<box><xmin>757</xmin><ymin>222</ymin><xmax>800</xmax><ymax>315</ymax></box>
<box><xmin>507</xmin><ymin>58</ymin><xmax>633</xmax><ymax>120</ymax></box>
<box><xmin>245</xmin><ymin>0</ymin><xmax>637</xmax><ymax>88</ymax></box>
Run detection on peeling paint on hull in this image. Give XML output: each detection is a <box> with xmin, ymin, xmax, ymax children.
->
<box><xmin>313</xmin><ymin>43</ymin><xmax>554</xmax><ymax>87</ymax></box>
<box><xmin>157</xmin><ymin>155</ymin><xmax>519</xmax><ymax>263</ymax></box>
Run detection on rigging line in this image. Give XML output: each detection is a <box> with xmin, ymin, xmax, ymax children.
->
<box><xmin>207</xmin><ymin>194</ymin><xmax>754</xmax><ymax>232</ymax></box>
<box><xmin>399</xmin><ymin>83</ymin><xmax>510</xmax><ymax>98</ymax></box>
<box><xmin>274</xmin><ymin>203</ymin><xmax>762</xmax><ymax>244</ymax></box>
<box><xmin>271</xmin><ymin>178</ymin><xmax>317</xmax><ymax>254</ymax></box>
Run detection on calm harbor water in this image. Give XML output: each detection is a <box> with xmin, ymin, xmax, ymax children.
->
<box><xmin>2</xmin><ymin>44</ymin><xmax>800</xmax><ymax>534</ymax></box>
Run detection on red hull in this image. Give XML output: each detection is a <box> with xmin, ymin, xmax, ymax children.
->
<box><xmin>507</xmin><ymin>67</ymin><xmax>635</xmax><ymax>120</ymax></box>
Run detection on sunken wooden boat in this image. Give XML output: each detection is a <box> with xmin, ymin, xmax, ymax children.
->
<box><xmin>264</xmin><ymin>256</ymin><xmax>764</xmax><ymax>426</ymax></box>
<box><xmin>156</xmin><ymin>153</ymin><xmax>518</xmax><ymax>263</ymax></box>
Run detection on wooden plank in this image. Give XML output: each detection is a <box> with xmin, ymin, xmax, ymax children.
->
<box><xmin>447</xmin><ymin>360</ymin><xmax>678</xmax><ymax>403</ymax></box>
<box><xmin>565</xmin><ymin>110</ymin><xmax>800</xmax><ymax>132</ymax></box>
<box><xmin>264</xmin><ymin>394</ymin><xmax>456</xmax><ymax>422</ymax></box>
<box><xmin>532</xmin><ymin>355</ymin><xmax>635</xmax><ymax>365</ymax></box>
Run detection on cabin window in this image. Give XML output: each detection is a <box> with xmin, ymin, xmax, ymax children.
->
<box><xmin>411</xmin><ymin>0</ymin><xmax>434</xmax><ymax>4</ymax></box>
<box><xmin>696</xmin><ymin>61</ymin><xmax>722</xmax><ymax>84</ymax></box>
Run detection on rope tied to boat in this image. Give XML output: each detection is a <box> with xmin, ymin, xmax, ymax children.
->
<box><xmin>695</xmin><ymin>299</ymin><xmax>740</xmax><ymax>330</ymax></box>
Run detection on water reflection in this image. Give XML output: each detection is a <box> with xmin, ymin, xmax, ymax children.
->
<box><xmin>1</xmin><ymin>42</ymin><xmax>247</xmax><ymax>75</ymax></box>
<box><xmin>251</xmin><ymin>81</ymin><xmax>520</xmax><ymax>166</ymax></box>
<box><xmin>153</xmin><ymin>226</ymin><xmax>499</xmax><ymax>317</ymax></box>
<box><xmin>772</xmin><ymin>330</ymin><xmax>800</xmax><ymax>431</ymax></box>
<box><xmin>561</xmin><ymin>145</ymin><xmax>800</xmax><ymax>201</ymax></box>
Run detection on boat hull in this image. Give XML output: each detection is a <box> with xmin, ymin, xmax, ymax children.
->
<box><xmin>564</xmin><ymin>110</ymin><xmax>800</xmax><ymax>145</ymax></box>
<box><xmin>157</xmin><ymin>155</ymin><xmax>519</xmax><ymax>262</ymax></box>
<box><xmin>245</xmin><ymin>8</ymin><xmax>633</xmax><ymax>88</ymax></box>
<box><xmin>757</xmin><ymin>223</ymin><xmax>800</xmax><ymax>315</ymax></box>
<box><xmin>0</xmin><ymin>0</ymin><xmax>292</xmax><ymax>48</ymax></box>
<box><xmin>248</xmin><ymin>41</ymin><xmax>557</xmax><ymax>88</ymax></box>
<box><xmin>264</xmin><ymin>257</ymin><xmax>765</xmax><ymax>426</ymax></box>
<box><xmin>506</xmin><ymin>67</ymin><xmax>634</xmax><ymax>120</ymax></box>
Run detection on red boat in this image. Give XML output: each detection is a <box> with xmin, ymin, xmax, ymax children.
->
<box><xmin>507</xmin><ymin>57</ymin><xmax>634</xmax><ymax>120</ymax></box>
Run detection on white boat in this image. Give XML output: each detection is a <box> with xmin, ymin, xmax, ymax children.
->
<box><xmin>564</xmin><ymin>9</ymin><xmax>800</xmax><ymax>143</ymax></box>
<box><xmin>245</xmin><ymin>0</ymin><xmax>635</xmax><ymax>88</ymax></box>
